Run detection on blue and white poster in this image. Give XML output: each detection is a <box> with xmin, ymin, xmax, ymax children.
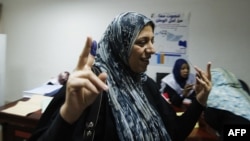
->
<box><xmin>150</xmin><ymin>12</ymin><xmax>190</xmax><ymax>66</ymax></box>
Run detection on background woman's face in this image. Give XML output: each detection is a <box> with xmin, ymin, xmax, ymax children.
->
<box><xmin>180</xmin><ymin>63</ymin><xmax>190</xmax><ymax>78</ymax></box>
<box><xmin>128</xmin><ymin>25</ymin><xmax>155</xmax><ymax>73</ymax></box>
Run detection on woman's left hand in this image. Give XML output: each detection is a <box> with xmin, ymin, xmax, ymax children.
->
<box><xmin>194</xmin><ymin>62</ymin><xmax>212</xmax><ymax>106</ymax></box>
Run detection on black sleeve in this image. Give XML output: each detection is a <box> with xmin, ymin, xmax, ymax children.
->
<box><xmin>204</xmin><ymin>107</ymin><xmax>250</xmax><ymax>136</ymax></box>
<box><xmin>162</xmin><ymin>96</ymin><xmax>204</xmax><ymax>141</ymax></box>
<box><xmin>31</xmin><ymin>114</ymin><xmax>77</xmax><ymax>141</ymax></box>
<box><xmin>163</xmin><ymin>84</ymin><xmax>184</xmax><ymax>107</ymax></box>
<box><xmin>28</xmin><ymin>85</ymin><xmax>77</xmax><ymax>141</ymax></box>
<box><xmin>143</xmin><ymin>76</ymin><xmax>204</xmax><ymax>141</ymax></box>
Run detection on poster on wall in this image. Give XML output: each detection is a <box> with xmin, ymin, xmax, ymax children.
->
<box><xmin>149</xmin><ymin>12</ymin><xmax>191</xmax><ymax>67</ymax></box>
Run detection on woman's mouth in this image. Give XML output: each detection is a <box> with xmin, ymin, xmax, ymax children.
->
<box><xmin>141</xmin><ymin>58</ymin><xmax>150</xmax><ymax>65</ymax></box>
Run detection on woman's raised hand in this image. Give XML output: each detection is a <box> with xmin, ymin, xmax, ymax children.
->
<box><xmin>60</xmin><ymin>37</ymin><xmax>108</xmax><ymax>124</ymax></box>
<box><xmin>194</xmin><ymin>62</ymin><xmax>212</xmax><ymax>106</ymax></box>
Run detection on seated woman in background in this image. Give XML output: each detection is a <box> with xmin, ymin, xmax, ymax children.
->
<box><xmin>160</xmin><ymin>58</ymin><xmax>196</xmax><ymax>107</ymax></box>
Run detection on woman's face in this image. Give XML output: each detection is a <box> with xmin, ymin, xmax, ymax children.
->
<box><xmin>128</xmin><ymin>25</ymin><xmax>155</xmax><ymax>73</ymax></box>
<box><xmin>180</xmin><ymin>63</ymin><xmax>190</xmax><ymax>78</ymax></box>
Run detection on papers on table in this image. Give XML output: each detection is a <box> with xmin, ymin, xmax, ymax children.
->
<box><xmin>1</xmin><ymin>95</ymin><xmax>53</xmax><ymax>116</ymax></box>
<box><xmin>2</xmin><ymin>84</ymin><xmax>61</xmax><ymax>116</ymax></box>
<box><xmin>23</xmin><ymin>84</ymin><xmax>62</xmax><ymax>98</ymax></box>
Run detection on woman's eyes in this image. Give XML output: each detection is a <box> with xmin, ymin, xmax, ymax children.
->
<box><xmin>134</xmin><ymin>38</ymin><xmax>154</xmax><ymax>47</ymax></box>
<box><xmin>135</xmin><ymin>40</ymin><xmax>147</xmax><ymax>47</ymax></box>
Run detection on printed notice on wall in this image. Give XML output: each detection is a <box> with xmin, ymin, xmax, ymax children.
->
<box><xmin>149</xmin><ymin>12</ymin><xmax>191</xmax><ymax>66</ymax></box>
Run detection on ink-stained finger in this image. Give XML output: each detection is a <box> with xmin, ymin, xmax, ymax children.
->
<box><xmin>90</xmin><ymin>40</ymin><xmax>97</xmax><ymax>56</ymax></box>
<box><xmin>85</xmin><ymin>40</ymin><xmax>97</xmax><ymax>69</ymax></box>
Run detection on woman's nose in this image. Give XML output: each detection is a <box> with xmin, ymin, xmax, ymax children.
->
<box><xmin>145</xmin><ymin>44</ymin><xmax>156</xmax><ymax>54</ymax></box>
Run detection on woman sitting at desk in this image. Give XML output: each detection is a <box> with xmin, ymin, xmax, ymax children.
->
<box><xmin>160</xmin><ymin>58</ymin><xmax>196</xmax><ymax>107</ymax></box>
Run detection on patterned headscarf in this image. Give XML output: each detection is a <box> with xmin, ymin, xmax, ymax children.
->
<box><xmin>94</xmin><ymin>12</ymin><xmax>171</xmax><ymax>141</ymax></box>
<box><xmin>173</xmin><ymin>59</ymin><xmax>189</xmax><ymax>88</ymax></box>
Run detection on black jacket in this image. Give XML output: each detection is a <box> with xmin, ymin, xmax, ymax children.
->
<box><xmin>204</xmin><ymin>107</ymin><xmax>250</xmax><ymax>140</ymax></box>
<box><xmin>163</xmin><ymin>84</ymin><xmax>196</xmax><ymax>107</ymax></box>
<box><xmin>28</xmin><ymin>76</ymin><xmax>204</xmax><ymax>141</ymax></box>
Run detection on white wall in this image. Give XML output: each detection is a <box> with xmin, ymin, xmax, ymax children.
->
<box><xmin>1</xmin><ymin>0</ymin><xmax>250</xmax><ymax>102</ymax></box>
<box><xmin>0</xmin><ymin>34</ymin><xmax>6</xmax><ymax>106</ymax></box>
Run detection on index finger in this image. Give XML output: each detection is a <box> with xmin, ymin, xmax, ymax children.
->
<box><xmin>206</xmin><ymin>62</ymin><xmax>212</xmax><ymax>81</ymax></box>
<box><xmin>76</xmin><ymin>37</ymin><xmax>92</xmax><ymax>70</ymax></box>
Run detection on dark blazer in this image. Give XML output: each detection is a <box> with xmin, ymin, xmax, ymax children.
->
<box><xmin>204</xmin><ymin>107</ymin><xmax>250</xmax><ymax>140</ymax></box>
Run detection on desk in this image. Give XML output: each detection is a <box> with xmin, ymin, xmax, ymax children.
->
<box><xmin>187</xmin><ymin>127</ymin><xmax>219</xmax><ymax>141</ymax></box>
<box><xmin>186</xmin><ymin>117</ymin><xmax>219</xmax><ymax>141</ymax></box>
<box><xmin>0</xmin><ymin>99</ymin><xmax>219</xmax><ymax>141</ymax></box>
<box><xmin>0</xmin><ymin>98</ymin><xmax>41</xmax><ymax>141</ymax></box>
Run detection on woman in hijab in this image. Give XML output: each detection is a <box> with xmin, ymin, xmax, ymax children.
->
<box><xmin>160</xmin><ymin>58</ymin><xmax>196</xmax><ymax>107</ymax></box>
<box><xmin>28</xmin><ymin>12</ymin><xmax>212</xmax><ymax>141</ymax></box>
